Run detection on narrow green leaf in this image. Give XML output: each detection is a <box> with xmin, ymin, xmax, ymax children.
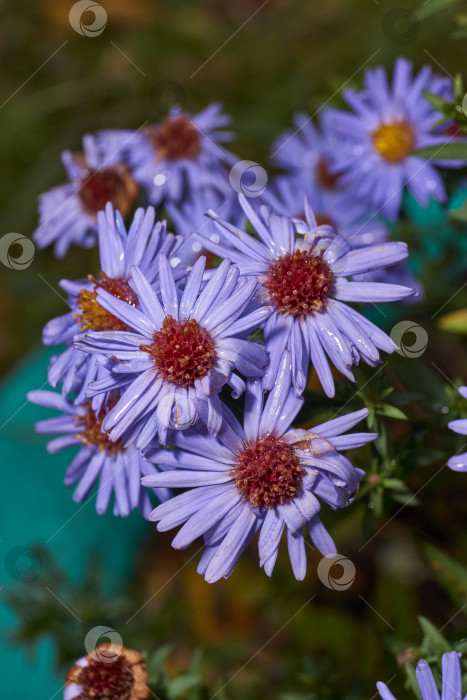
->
<box><xmin>423</xmin><ymin>542</ymin><xmax>467</xmax><ymax>608</ymax></box>
<box><xmin>418</xmin><ymin>616</ymin><xmax>451</xmax><ymax>656</ymax></box>
<box><xmin>166</xmin><ymin>673</ymin><xmax>202</xmax><ymax>697</ymax></box>
<box><xmin>378</xmin><ymin>404</ymin><xmax>408</xmax><ymax>421</ymax></box>
<box><xmin>413</xmin><ymin>142</ymin><xmax>467</xmax><ymax>160</ymax></box>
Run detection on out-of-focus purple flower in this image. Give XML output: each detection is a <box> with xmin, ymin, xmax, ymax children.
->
<box><xmin>166</xmin><ymin>187</ymin><xmax>245</xmax><ymax>266</ymax></box>
<box><xmin>324</xmin><ymin>58</ymin><xmax>465</xmax><ymax>220</ymax></box>
<box><xmin>196</xmin><ymin>194</ymin><xmax>414</xmax><ymax>398</ymax></box>
<box><xmin>27</xmin><ymin>390</ymin><xmax>169</xmax><ymax>517</ymax></box>
<box><xmin>96</xmin><ymin>104</ymin><xmax>236</xmax><ymax>206</ymax></box>
<box><xmin>448</xmin><ymin>386</ymin><xmax>467</xmax><ymax>472</ymax></box>
<box><xmin>74</xmin><ymin>255</ymin><xmax>271</xmax><ymax>448</ymax></box>
<box><xmin>34</xmin><ymin>135</ymin><xmax>139</xmax><ymax>258</ymax></box>
<box><xmin>270</xmin><ymin>114</ymin><xmax>364</xmax><ymax>224</ymax></box>
<box><xmin>43</xmin><ymin>203</ymin><xmax>183</xmax><ymax>405</ymax></box>
<box><xmin>142</xmin><ymin>354</ymin><xmax>376</xmax><ymax>582</ymax></box>
<box><xmin>377</xmin><ymin>651</ymin><xmax>464</xmax><ymax>700</ymax></box>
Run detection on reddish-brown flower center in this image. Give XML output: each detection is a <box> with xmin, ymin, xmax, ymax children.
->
<box><xmin>148</xmin><ymin>115</ymin><xmax>201</xmax><ymax>161</ymax></box>
<box><xmin>74</xmin><ymin>401</ymin><xmax>122</xmax><ymax>455</ymax></box>
<box><xmin>371</xmin><ymin>120</ymin><xmax>415</xmax><ymax>163</ymax></box>
<box><xmin>265</xmin><ymin>250</ymin><xmax>333</xmax><ymax>317</ymax></box>
<box><xmin>79</xmin><ymin>655</ymin><xmax>134</xmax><ymax>700</ymax></box>
<box><xmin>78</xmin><ymin>165</ymin><xmax>139</xmax><ymax>216</ymax></box>
<box><xmin>74</xmin><ymin>273</ymin><xmax>138</xmax><ymax>332</ymax></box>
<box><xmin>66</xmin><ymin>645</ymin><xmax>148</xmax><ymax>700</ymax></box>
<box><xmin>233</xmin><ymin>434</ymin><xmax>304</xmax><ymax>509</ymax></box>
<box><xmin>316</xmin><ymin>157</ymin><xmax>340</xmax><ymax>189</ymax></box>
<box><xmin>141</xmin><ymin>316</ymin><xmax>216</xmax><ymax>387</ymax></box>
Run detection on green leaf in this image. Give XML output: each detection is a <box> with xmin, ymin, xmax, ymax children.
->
<box><xmin>412</xmin><ymin>142</ymin><xmax>467</xmax><ymax>160</ymax></box>
<box><xmin>378</xmin><ymin>404</ymin><xmax>408</xmax><ymax>421</ymax></box>
<box><xmin>416</xmin><ymin>0</ymin><xmax>466</xmax><ymax>20</ymax></box>
<box><xmin>418</xmin><ymin>616</ymin><xmax>451</xmax><ymax>657</ymax></box>
<box><xmin>438</xmin><ymin>308</ymin><xmax>467</xmax><ymax>333</ymax></box>
<box><xmin>422</xmin><ymin>90</ymin><xmax>454</xmax><ymax>115</ymax></box>
<box><xmin>423</xmin><ymin>542</ymin><xmax>467</xmax><ymax>608</ymax></box>
<box><xmin>166</xmin><ymin>674</ymin><xmax>202</xmax><ymax>697</ymax></box>
<box><xmin>449</xmin><ymin>202</ymin><xmax>467</xmax><ymax>222</ymax></box>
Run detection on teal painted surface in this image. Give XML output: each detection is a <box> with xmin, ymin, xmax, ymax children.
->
<box><xmin>0</xmin><ymin>346</ymin><xmax>148</xmax><ymax>699</ymax></box>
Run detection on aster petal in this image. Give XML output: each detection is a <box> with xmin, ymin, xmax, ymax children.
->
<box><xmin>336</xmin><ymin>242</ymin><xmax>408</xmax><ymax>276</ymax></box>
<box><xmin>95</xmin><ymin>288</ymin><xmax>157</xmax><ymax>336</ymax></box>
<box><xmin>441</xmin><ymin>651</ymin><xmax>462</xmax><ymax>700</ymax></box>
<box><xmin>416</xmin><ymin>659</ymin><xmax>441</xmax><ymax>700</ymax></box>
<box><xmin>287</xmin><ymin>530</ymin><xmax>307</xmax><ymax>580</ymax></box>
<box><xmin>376</xmin><ymin>682</ymin><xmax>398</xmax><ymax>700</ymax></box>
<box><xmin>158</xmin><ymin>253</ymin><xmax>179</xmax><ymax>320</ymax></box>
<box><xmin>307</xmin><ymin>516</ymin><xmax>336</xmax><ymax>556</ymax></box>
<box><xmin>204</xmin><ymin>505</ymin><xmax>257</xmax><ymax>582</ymax></box>
<box><xmin>258</xmin><ymin>508</ymin><xmax>285</xmax><ymax>566</ymax></box>
<box><xmin>333</xmin><ymin>279</ymin><xmax>414</xmax><ymax>303</ymax></box>
<box><xmin>305</xmin><ymin>318</ymin><xmax>335</xmax><ymax>398</ymax></box>
<box><xmin>171</xmin><ymin>487</ymin><xmax>241</xmax><ymax>549</ymax></box>
<box><xmin>130</xmin><ymin>266</ymin><xmax>166</xmax><ymax>326</ymax></box>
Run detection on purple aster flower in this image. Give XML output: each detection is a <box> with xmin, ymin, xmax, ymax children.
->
<box><xmin>34</xmin><ymin>134</ymin><xmax>139</xmax><ymax>258</ymax></box>
<box><xmin>377</xmin><ymin>651</ymin><xmax>464</xmax><ymax>700</ymax></box>
<box><xmin>96</xmin><ymin>103</ymin><xmax>236</xmax><ymax>206</ymax></box>
<box><xmin>142</xmin><ymin>353</ymin><xmax>376</xmax><ymax>582</ymax></box>
<box><xmin>74</xmin><ymin>255</ymin><xmax>271</xmax><ymax>448</ymax></box>
<box><xmin>268</xmin><ymin>175</ymin><xmax>420</xmax><ymax>296</ymax></box>
<box><xmin>270</xmin><ymin>114</ymin><xmax>364</xmax><ymax>225</ymax></box>
<box><xmin>196</xmin><ymin>194</ymin><xmax>414</xmax><ymax>398</ymax></box>
<box><xmin>447</xmin><ymin>386</ymin><xmax>467</xmax><ymax>472</ymax></box>
<box><xmin>323</xmin><ymin>58</ymin><xmax>465</xmax><ymax>220</ymax></box>
<box><xmin>27</xmin><ymin>389</ymin><xmax>169</xmax><ymax>517</ymax></box>
<box><xmin>43</xmin><ymin>202</ymin><xmax>183</xmax><ymax>404</ymax></box>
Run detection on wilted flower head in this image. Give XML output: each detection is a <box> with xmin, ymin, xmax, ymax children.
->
<box><xmin>64</xmin><ymin>644</ymin><xmax>149</xmax><ymax>700</ymax></box>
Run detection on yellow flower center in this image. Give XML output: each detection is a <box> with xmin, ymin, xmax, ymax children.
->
<box><xmin>371</xmin><ymin>120</ymin><xmax>415</xmax><ymax>163</ymax></box>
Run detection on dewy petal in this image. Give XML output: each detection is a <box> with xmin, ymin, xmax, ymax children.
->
<box><xmin>333</xmin><ymin>279</ymin><xmax>414</xmax><ymax>303</ymax></box>
<box><xmin>335</xmin><ymin>241</ymin><xmax>408</xmax><ymax>276</ymax></box>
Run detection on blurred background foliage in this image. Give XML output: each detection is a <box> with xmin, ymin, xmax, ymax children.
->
<box><xmin>1</xmin><ymin>0</ymin><xmax>467</xmax><ymax>698</ymax></box>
